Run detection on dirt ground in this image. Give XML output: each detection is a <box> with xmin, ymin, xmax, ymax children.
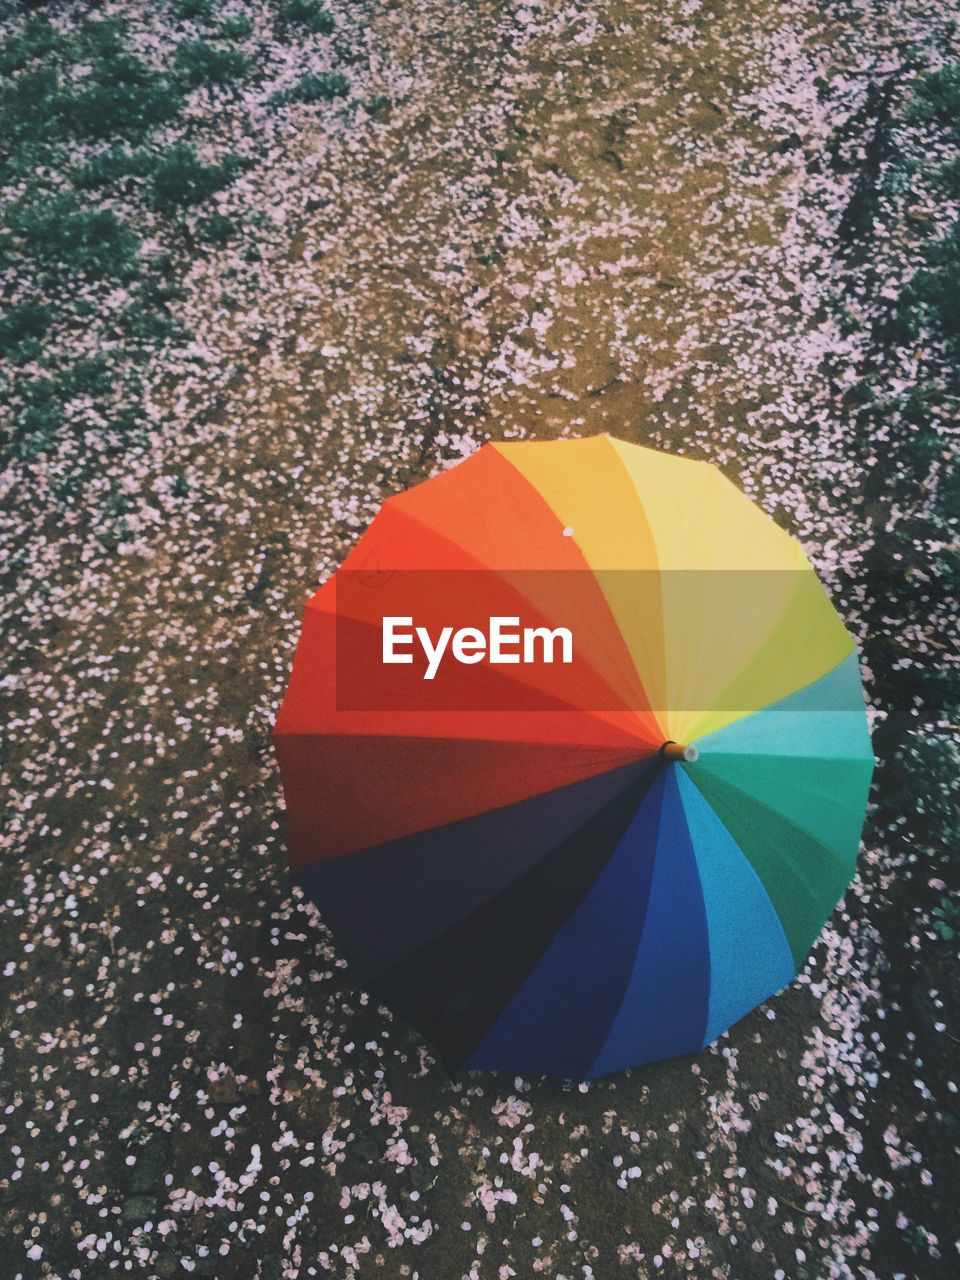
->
<box><xmin>1</xmin><ymin>0</ymin><xmax>957</xmax><ymax>1277</ymax></box>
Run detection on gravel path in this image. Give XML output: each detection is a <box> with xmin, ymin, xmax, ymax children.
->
<box><xmin>2</xmin><ymin>0</ymin><xmax>957</xmax><ymax>1277</ymax></box>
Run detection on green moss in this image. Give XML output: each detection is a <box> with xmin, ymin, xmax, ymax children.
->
<box><xmin>0</xmin><ymin>16</ymin><xmax>66</xmax><ymax>76</ymax></box>
<box><xmin>936</xmin><ymin>153</ymin><xmax>960</xmax><ymax>197</ymax></box>
<box><xmin>121</xmin><ymin>300</ymin><xmax>182</xmax><ymax>344</ymax></box>
<box><xmin>270</xmin><ymin>71</ymin><xmax>349</xmax><ymax>106</ymax></box>
<box><xmin>6</xmin><ymin>193</ymin><xmax>141</xmax><ymax>280</ymax></box>
<box><xmin>2</xmin><ymin>64</ymin><xmax>64</xmax><ymax>120</ymax></box>
<box><xmin>0</xmin><ymin>12</ymin><xmax>215</xmax><ymax>464</ymax></box>
<box><xmin>220</xmin><ymin>13</ymin><xmax>254</xmax><ymax>39</ymax></box>
<box><xmin>0</xmin><ymin>300</ymin><xmax>52</xmax><ymax>357</ymax></box>
<box><xmin>148</xmin><ymin>143</ymin><xmax>243</xmax><ymax>212</ymax></box>
<box><xmin>0</xmin><ymin>67</ymin><xmax>70</xmax><ymax>174</ymax></box>
<box><xmin>198</xmin><ymin>213</ymin><xmax>238</xmax><ymax>244</ymax></box>
<box><xmin>173</xmin><ymin>39</ymin><xmax>249</xmax><ymax>87</ymax></box>
<box><xmin>118</xmin><ymin>277</ymin><xmax>187</xmax><ymax>344</ymax></box>
<box><xmin>365</xmin><ymin>94</ymin><xmax>391</xmax><ymax>118</ymax></box>
<box><xmin>75</xmin><ymin>18</ymin><xmax>130</xmax><ymax>61</ymax></box>
<box><xmin>74</xmin><ymin>146</ymin><xmax>159</xmax><ymax>189</ymax></box>
<box><xmin>173</xmin><ymin>0</ymin><xmax>217</xmax><ymax>21</ymax></box>
<box><xmin>278</xmin><ymin>0</ymin><xmax>335</xmax><ymax>34</ymax></box>
<box><xmin>10</xmin><ymin>405</ymin><xmax>64</xmax><ymax>458</ymax></box>
<box><xmin>0</xmin><ymin>44</ymin><xmax>69</xmax><ymax>182</ymax></box>
<box><xmin>139</xmin><ymin>274</ymin><xmax>186</xmax><ymax>307</ymax></box>
<box><xmin>906</xmin><ymin>62</ymin><xmax>960</xmax><ymax>139</ymax></box>
<box><xmin>61</xmin><ymin>356</ymin><xmax>114</xmax><ymax>399</ymax></box>
<box><xmin>878</xmin><ymin>62</ymin><xmax>960</xmax><ymax>364</ymax></box>
<box><xmin>908</xmin><ymin>222</ymin><xmax>960</xmax><ymax>356</ymax></box>
<box><xmin>8</xmin><ymin>378</ymin><xmax>63</xmax><ymax>460</ymax></box>
<box><xmin>0</xmin><ymin>17</ymin><xmax>184</xmax><ymax>171</ymax></box>
<box><xmin>70</xmin><ymin>54</ymin><xmax>182</xmax><ymax>140</ymax></box>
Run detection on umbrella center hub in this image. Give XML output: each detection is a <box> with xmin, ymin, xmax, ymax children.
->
<box><xmin>659</xmin><ymin>740</ymin><xmax>698</xmax><ymax>763</ymax></box>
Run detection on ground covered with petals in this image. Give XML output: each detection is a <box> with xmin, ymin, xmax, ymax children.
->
<box><xmin>1</xmin><ymin>0</ymin><xmax>958</xmax><ymax>1277</ymax></box>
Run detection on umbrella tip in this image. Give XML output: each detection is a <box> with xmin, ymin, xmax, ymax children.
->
<box><xmin>659</xmin><ymin>741</ymin><xmax>699</xmax><ymax>763</ymax></box>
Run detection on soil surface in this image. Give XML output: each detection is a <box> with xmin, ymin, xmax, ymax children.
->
<box><xmin>1</xmin><ymin>0</ymin><xmax>957</xmax><ymax>1278</ymax></box>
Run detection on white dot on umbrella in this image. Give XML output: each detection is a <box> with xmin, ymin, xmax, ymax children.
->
<box><xmin>562</xmin><ymin>527</ymin><xmax>574</xmax><ymax>537</ymax></box>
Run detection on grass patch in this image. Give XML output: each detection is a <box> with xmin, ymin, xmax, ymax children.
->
<box><xmin>905</xmin><ymin>61</ymin><xmax>960</xmax><ymax>138</ymax></box>
<box><xmin>5</xmin><ymin>194</ymin><xmax>140</xmax><ymax>280</ymax></box>
<box><xmin>907</xmin><ymin>222</ymin><xmax>960</xmax><ymax>357</ymax></box>
<box><xmin>277</xmin><ymin>0</ymin><xmax>335</xmax><ymax>34</ymax></box>
<box><xmin>198</xmin><ymin>213</ymin><xmax>238</xmax><ymax>245</ymax></box>
<box><xmin>7</xmin><ymin>377</ymin><xmax>63</xmax><ymax>460</ymax></box>
<box><xmin>0</xmin><ymin>16</ymin><xmax>65</xmax><ymax>76</ymax></box>
<box><xmin>71</xmin><ymin>53</ymin><xmax>182</xmax><ymax>139</ymax></box>
<box><xmin>887</xmin><ymin>63</ymin><xmax>960</xmax><ymax>361</ymax></box>
<box><xmin>173</xmin><ymin>0</ymin><xmax>217</xmax><ymax>21</ymax></box>
<box><xmin>74</xmin><ymin>146</ymin><xmax>160</xmax><ymax>190</ymax></box>
<box><xmin>0</xmin><ymin>23</ymin><xmax>182</xmax><ymax>180</ymax></box>
<box><xmin>173</xmin><ymin>39</ymin><xmax>249</xmax><ymax>87</ymax></box>
<box><xmin>220</xmin><ymin>14</ymin><xmax>254</xmax><ymax>39</ymax></box>
<box><xmin>121</xmin><ymin>299</ymin><xmax>183</xmax><ymax>344</ymax></box>
<box><xmin>0</xmin><ymin>67</ymin><xmax>70</xmax><ymax>177</ymax></box>
<box><xmin>0</xmin><ymin>300</ymin><xmax>52</xmax><ymax>359</ymax></box>
<box><xmin>839</xmin><ymin>59</ymin><xmax>960</xmax><ymax>961</ymax></box>
<box><xmin>60</xmin><ymin>355</ymin><xmax>114</xmax><ymax>399</ymax></box>
<box><xmin>0</xmin><ymin>0</ymin><xmax>362</xmax><ymax>467</ymax></box>
<box><xmin>271</xmin><ymin>71</ymin><xmax>349</xmax><ymax>106</ymax></box>
<box><xmin>148</xmin><ymin>143</ymin><xmax>244</xmax><ymax>212</ymax></box>
<box><xmin>75</xmin><ymin>18</ymin><xmax>130</xmax><ymax>61</ymax></box>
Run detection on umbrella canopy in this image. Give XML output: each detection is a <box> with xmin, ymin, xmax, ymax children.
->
<box><xmin>273</xmin><ymin>435</ymin><xmax>874</xmax><ymax>1078</ymax></box>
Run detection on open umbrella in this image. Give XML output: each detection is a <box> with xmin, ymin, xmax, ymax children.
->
<box><xmin>273</xmin><ymin>435</ymin><xmax>873</xmax><ymax>1078</ymax></box>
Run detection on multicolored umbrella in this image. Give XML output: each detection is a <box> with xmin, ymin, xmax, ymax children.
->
<box><xmin>273</xmin><ymin>435</ymin><xmax>874</xmax><ymax>1078</ymax></box>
